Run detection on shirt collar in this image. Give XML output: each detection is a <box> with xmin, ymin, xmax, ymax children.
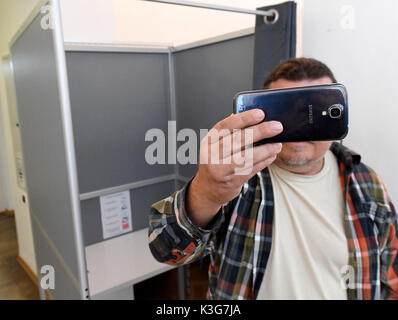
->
<box><xmin>330</xmin><ymin>141</ymin><xmax>361</xmax><ymax>171</ymax></box>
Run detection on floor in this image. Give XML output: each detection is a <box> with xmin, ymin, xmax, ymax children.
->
<box><xmin>0</xmin><ymin>213</ymin><xmax>40</xmax><ymax>300</ymax></box>
<box><xmin>0</xmin><ymin>212</ymin><xmax>209</xmax><ymax>300</ymax></box>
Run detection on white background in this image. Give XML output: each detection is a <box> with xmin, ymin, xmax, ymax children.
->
<box><xmin>302</xmin><ymin>0</ymin><xmax>398</xmax><ymax>202</ymax></box>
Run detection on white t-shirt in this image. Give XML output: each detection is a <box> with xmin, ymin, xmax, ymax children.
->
<box><xmin>257</xmin><ymin>150</ymin><xmax>348</xmax><ymax>300</ymax></box>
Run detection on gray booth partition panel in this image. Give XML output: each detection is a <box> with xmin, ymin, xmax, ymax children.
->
<box><xmin>10</xmin><ymin>0</ymin><xmax>88</xmax><ymax>299</ymax></box>
<box><xmin>65</xmin><ymin>32</ymin><xmax>258</xmax><ymax>246</ymax></box>
<box><xmin>65</xmin><ymin>50</ymin><xmax>176</xmax><ymax>246</ymax></box>
<box><xmin>253</xmin><ymin>2</ymin><xmax>297</xmax><ymax>89</ymax></box>
<box><xmin>173</xmin><ymin>34</ymin><xmax>256</xmax><ymax>181</ymax></box>
<box><xmin>174</xmin><ymin>0</ymin><xmax>296</xmax><ymax>181</ymax></box>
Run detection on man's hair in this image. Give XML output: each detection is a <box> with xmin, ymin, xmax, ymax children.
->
<box><xmin>263</xmin><ymin>57</ymin><xmax>338</xmax><ymax>88</ymax></box>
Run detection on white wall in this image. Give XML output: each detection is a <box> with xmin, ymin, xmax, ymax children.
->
<box><xmin>60</xmin><ymin>0</ymin><xmax>303</xmax><ymax>48</ymax></box>
<box><xmin>302</xmin><ymin>0</ymin><xmax>398</xmax><ymax>201</ymax></box>
<box><xmin>113</xmin><ymin>0</ymin><xmax>290</xmax><ymax>46</ymax></box>
<box><xmin>60</xmin><ymin>0</ymin><xmax>117</xmax><ymax>43</ymax></box>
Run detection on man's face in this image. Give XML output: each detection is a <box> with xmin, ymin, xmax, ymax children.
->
<box><xmin>268</xmin><ymin>77</ymin><xmax>334</xmax><ymax>172</ymax></box>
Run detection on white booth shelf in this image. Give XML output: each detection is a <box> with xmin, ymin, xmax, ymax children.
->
<box><xmin>86</xmin><ymin>228</ymin><xmax>174</xmax><ymax>299</ymax></box>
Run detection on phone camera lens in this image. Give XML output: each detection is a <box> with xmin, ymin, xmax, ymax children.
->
<box><xmin>331</xmin><ymin>108</ymin><xmax>341</xmax><ymax>117</ymax></box>
<box><xmin>328</xmin><ymin>104</ymin><xmax>343</xmax><ymax>119</ymax></box>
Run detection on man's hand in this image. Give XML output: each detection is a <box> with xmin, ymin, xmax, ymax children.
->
<box><xmin>186</xmin><ymin>109</ymin><xmax>283</xmax><ymax>228</ymax></box>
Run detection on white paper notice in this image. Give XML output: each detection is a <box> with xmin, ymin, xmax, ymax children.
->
<box><xmin>100</xmin><ymin>191</ymin><xmax>133</xmax><ymax>239</ymax></box>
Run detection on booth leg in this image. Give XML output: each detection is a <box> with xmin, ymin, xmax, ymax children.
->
<box><xmin>184</xmin><ymin>265</ymin><xmax>191</xmax><ymax>296</ymax></box>
<box><xmin>177</xmin><ymin>266</ymin><xmax>185</xmax><ymax>300</ymax></box>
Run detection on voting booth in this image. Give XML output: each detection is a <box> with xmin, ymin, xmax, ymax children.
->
<box><xmin>9</xmin><ymin>0</ymin><xmax>296</xmax><ymax>299</ymax></box>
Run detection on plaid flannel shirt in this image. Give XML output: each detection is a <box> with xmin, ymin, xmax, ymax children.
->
<box><xmin>148</xmin><ymin>142</ymin><xmax>398</xmax><ymax>300</ymax></box>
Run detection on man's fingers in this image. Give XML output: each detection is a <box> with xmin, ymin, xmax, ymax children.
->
<box><xmin>212</xmin><ymin>109</ymin><xmax>265</xmax><ymax>136</ymax></box>
<box><xmin>220</xmin><ymin>121</ymin><xmax>283</xmax><ymax>156</ymax></box>
<box><xmin>234</xmin><ymin>154</ymin><xmax>277</xmax><ymax>181</ymax></box>
<box><xmin>219</xmin><ymin>143</ymin><xmax>282</xmax><ymax>174</ymax></box>
<box><xmin>233</xmin><ymin>143</ymin><xmax>282</xmax><ymax>169</ymax></box>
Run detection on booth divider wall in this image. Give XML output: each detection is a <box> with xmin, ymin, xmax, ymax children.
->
<box><xmin>174</xmin><ymin>1</ymin><xmax>296</xmax><ymax>181</ymax></box>
<box><xmin>65</xmin><ymin>49</ymin><xmax>176</xmax><ymax>246</ymax></box>
<box><xmin>9</xmin><ymin>0</ymin><xmax>88</xmax><ymax>299</ymax></box>
<box><xmin>65</xmin><ymin>29</ymin><xmax>259</xmax><ymax>246</ymax></box>
<box><xmin>173</xmin><ymin>33</ymin><xmax>256</xmax><ymax>181</ymax></box>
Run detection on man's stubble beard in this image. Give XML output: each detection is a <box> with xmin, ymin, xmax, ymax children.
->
<box><xmin>279</xmin><ymin>156</ymin><xmax>312</xmax><ymax>167</ymax></box>
<box><xmin>274</xmin><ymin>143</ymin><xmax>324</xmax><ymax>172</ymax></box>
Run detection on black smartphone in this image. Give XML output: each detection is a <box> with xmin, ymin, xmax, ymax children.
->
<box><xmin>233</xmin><ymin>84</ymin><xmax>349</xmax><ymax>144</ymax></box>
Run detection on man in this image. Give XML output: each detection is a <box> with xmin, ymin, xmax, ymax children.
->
<box><xmin>148</xmin><ymin>58</ymin><xmax>398</xmax><ymax>300</ymax></box>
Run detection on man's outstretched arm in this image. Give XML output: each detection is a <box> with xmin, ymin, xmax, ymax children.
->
<box><xmin>148</xmin><ymin>109</ymin><xmax>283</xmax><ymax>266</ymax></box>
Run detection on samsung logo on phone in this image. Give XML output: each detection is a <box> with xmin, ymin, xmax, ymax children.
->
<box><xmin>308</xmin><ymin>105</ymin><xmax>314</xmax><ymax>124</ymax></box>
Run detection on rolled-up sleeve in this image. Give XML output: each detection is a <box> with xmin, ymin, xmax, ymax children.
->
<box><xmin>148</xmin><ymin>180</ymin><xmax>225</xmax><ymax>266</ymax></box>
